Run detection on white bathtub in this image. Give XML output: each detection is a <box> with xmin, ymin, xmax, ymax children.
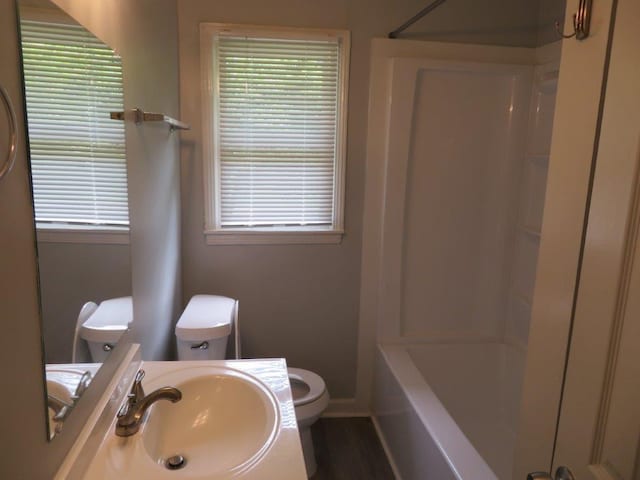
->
<box><xmin>373</xmin><ymin>342</ymin><xmax>525</xmax><ymax>480</ymax></box>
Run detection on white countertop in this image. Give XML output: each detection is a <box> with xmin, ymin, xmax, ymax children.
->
<box><xmin>60</xmin><ymin>356</ymin><xmax>307</xmax><ymax>479</ymax></box>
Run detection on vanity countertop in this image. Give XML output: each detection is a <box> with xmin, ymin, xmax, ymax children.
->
<box><xmin>57</xmin><ymin>356</ymin><xmax>307</xmax><ymax>479</ymax></box>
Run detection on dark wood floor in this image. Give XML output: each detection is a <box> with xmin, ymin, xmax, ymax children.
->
<box><xmin>310</xmin><ymin>417</ymin><xmax>395</xmax><ymax>480</ymax></box>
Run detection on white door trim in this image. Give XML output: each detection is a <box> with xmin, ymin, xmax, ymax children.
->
<box><xmin>552</xmin><ymin>0</ymin><xmax>640</xmax><ymax>475</ymax></box>
<box><xmin>513</xmin><ymin>0</ymin><xmax>618</xmax><ymax>476</ymax></box>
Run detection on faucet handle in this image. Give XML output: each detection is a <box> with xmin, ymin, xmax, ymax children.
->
<box><xmin>134</xmin><ymin>369</ymin><xmax>145</xmax><ymax>383</ymax></box>
<box><xmin>116</xmin><ymin>400</ymin><xmax>130</xmax><ymax>418</ymax></box>
<box><xmin>130</xmin><ymin>369</ymin><xmax>146</xmax><ymax>401</ymax></box>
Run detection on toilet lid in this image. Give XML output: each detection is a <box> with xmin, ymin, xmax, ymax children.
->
<box><xmin>288</xmin><ymin>368</ymin><xmax>326</xmax><ymax>407</ymax></box>
<box><xmin>175</xmin><ymin>295</ymin><xmax>234</xmax><ymax>341</ymax></box>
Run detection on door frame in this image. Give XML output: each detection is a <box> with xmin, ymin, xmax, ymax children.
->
<box><xmin>513</xmin><ymin>0</ymin><xmax>618</xmax><ymax>477</ymax></box>
<box><xmin>551</xmin><ymin>0</ymin><xmax>640</xmax><ymax>476</ymax></box>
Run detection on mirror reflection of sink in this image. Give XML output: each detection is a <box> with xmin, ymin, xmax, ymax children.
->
<box><xmin>46</xmin><ymin>369</ymin><xmax>85</xmax><ymax>438</ymax></box>
<box><xmin>45</xmin><ymin>366</ymin><xmax>97</xmax><ymax>438</ymax></box>
<box><xmin>141</xmin><ymin>366</ymin><xmax>280</xmax><ymax>478</ymax></box>
<box><xmin>46</xmin><ymin>378</ymin><xmax>73</xmax><ymax>404</ymax></box>
<box><xmin>46</xmin><ymin>368</ymin><xmax>88</xmax><ymax>394</ymax></box>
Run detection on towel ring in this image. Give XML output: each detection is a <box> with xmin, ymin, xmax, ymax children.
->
<box><xmin>0</xmin><ymin>85</ymin><xmax>18</xmax><ymax>182</ymax></box>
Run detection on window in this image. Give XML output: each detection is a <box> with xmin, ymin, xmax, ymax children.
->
<box><xmin>201</xmin><ymin>25</ymin><xmax>349</xmax><ymax>244</ymax></box>
<box><xmin>20</xmin><ymin>16</ymin><xmax>128</xmax><ymax>241</ymax></box>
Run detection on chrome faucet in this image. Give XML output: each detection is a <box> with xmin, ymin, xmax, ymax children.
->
<box><xmin>48</xmin><ymin>393</ymin><xmax>73</xmax><ymax>435</ymax></box>
<box><xmin>48</xmin><ymin>370</ymin><xmax>93</xmax><ymax>431</ymax></box>
<box><xmin>47</xmin><ymin>393</ymin><xmax>73</xmax><ymax>420</ymax></box>
<box><xmin>71</xmin><ymin>370</ymin><xmax>92</xmax><ymax>402</ymax></box>
<box><xmin>115</xmin><ymin>369</ymin><xmax>182</xmax><ymax>437</ymax></box>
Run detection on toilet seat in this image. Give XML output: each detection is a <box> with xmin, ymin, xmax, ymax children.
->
<box><xmin>287</xmin><ymin>368</ymin><xmax>326</xmax><ymax>407</ymax></box>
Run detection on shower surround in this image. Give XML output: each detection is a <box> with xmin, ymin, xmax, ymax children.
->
<box><xmin>362</xmin><ymin>38</ymin><xmax>559</xmax><ymax>479</ymax></box>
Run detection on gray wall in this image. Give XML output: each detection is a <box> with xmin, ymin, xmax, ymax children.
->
<box><xmin>538</xmin><ymin>0</ymin><xmax>567</xmax><ymax>46</ymax></box>
<box><xmin>177</xmin><ymin>0</ymin><xmax>546</xmax><ymax>399</ymax></box>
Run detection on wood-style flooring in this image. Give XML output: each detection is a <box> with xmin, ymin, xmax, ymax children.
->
<box><xmin>310</xmin><ymin>417</ymin><xmax>395</xmax><ymax>480</ymax></box>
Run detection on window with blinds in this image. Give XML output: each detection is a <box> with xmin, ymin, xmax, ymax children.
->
<box><xmin>20</xmin><ymin>18</ymin><xmax>128</xmax><ymax>228</ymax></box>
<box><xmin>202</xmin><ymin>26</ymin><xmax>349</xmax><ymax>241</ymax></box>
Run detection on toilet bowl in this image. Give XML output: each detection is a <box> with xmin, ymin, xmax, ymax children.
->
<box><xmin>288</xmin><ymin>367</ymin><xmax>330</xmax><ymax>477</ymax></box>
<box><xmin>175</xmin><ymin>295</ymin><xmax>330</xmax><ymax>478</ymax></box>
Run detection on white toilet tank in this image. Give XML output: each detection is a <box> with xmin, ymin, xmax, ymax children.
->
<box><xmin>79</xmin><ymin>297</ymin><xmax>132</xmax><ymax>362</ymax></box>
<box><xmin>175</xmin><ymin>295</ymin><xmax>236</xmax><ymax>360</ymax></box>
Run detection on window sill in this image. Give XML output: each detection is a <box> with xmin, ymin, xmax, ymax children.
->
<box><xmin>204</xmin><ymin>229</ymin><xmax>344</xmax><ymax>245</ymax></box>
<box><xmin>36</xmin><ymin>224</ymin><xmax>130</xmax><ymax>245</ymax></box>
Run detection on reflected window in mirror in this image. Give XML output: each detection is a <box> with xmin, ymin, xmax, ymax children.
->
<box><xmin>20</xmin><ymin>10</ymin><xmax>129</xmax><ymax>235</ymax></box>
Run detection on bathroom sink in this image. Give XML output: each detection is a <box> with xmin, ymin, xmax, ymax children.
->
<box><xmin>140</xmin><ymin>366</ymin><xmax>280</xmax><ymax>478</ymax></box>
<box><xmin>76</xmin><ymin>359</ymin><xmax>306</xmax><ymax>480</ymax></box>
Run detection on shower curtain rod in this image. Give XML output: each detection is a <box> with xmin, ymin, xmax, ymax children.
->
<box><xmin>388</xmin><ymin>0</ymin><xmax>448</xmax><ymax>38</ymax></box>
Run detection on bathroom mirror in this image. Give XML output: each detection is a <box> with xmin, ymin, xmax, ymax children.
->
<box><xmin>16</xmin><ymin>0</ymin><xmax>133</xmax><ymax>439</ymax></box>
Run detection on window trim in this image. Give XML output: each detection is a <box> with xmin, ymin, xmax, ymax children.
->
<box><xmin>199</xmin><ymin>23</ymin><xmax>350</xmax><ymax>245</ymax></box>
<box><xmin>36</xmin><ymin>224</ymin><xmax>130</xmax><ymax>245</ymax></box>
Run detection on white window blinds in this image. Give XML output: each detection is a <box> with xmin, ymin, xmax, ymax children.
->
<box><xmin>214</xmin><ymin>34</ymin><xmax>342</xmax><ymax>228</ymax></box>
<box><xmin>20</xmin><ymin>19</ymin><xmax>128</xmax><ymax>227</ymax></box>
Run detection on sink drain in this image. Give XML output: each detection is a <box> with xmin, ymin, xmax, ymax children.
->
<box><xmin>165</xmin><ymin>454</ymin><xmax>187</xmax><ymax>470</ymax></box>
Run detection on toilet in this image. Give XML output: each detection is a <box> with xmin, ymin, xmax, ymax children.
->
<box><xmin>79</xmin><ymin>296</ymin><xmax>132</xmax><ymax>362</ymax></box>
<box><xmin>175</xmin><ymin>294</ymin><xmax>329</xmax><ymax>477</ymax></box>
<box><xmin>288</xmin><ymin>367</ymin><xmax>330</xmax><ymax>476</ymax></box>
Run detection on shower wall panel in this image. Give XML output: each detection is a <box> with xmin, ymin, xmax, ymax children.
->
<box><xmin>383</xmin><ymin>60</ymin><xmax>532</xmax><ymax>340</ymax></box>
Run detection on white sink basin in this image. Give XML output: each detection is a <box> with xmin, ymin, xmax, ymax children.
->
<box><xmin>141</xmin><ymin>367</ymin><xmax>280</xmax><ymax>477</ymax></box>
<box><xmin>75</xmin><ymin>359</ymin><xmax>306</xmax><ymax>480</ymax></box>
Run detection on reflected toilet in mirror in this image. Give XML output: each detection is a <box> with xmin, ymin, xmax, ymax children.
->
<box><xmin>74</xmin><ymin>297</ymin><xmax>132</xmax><ymax>363</ymax></box>
<box><xmin>16</xmin><ymin>0</ymin><xmax>132</xmax><ymax>439</ymax></box>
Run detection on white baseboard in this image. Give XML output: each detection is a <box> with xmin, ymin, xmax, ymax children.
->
<box><xmin>371</xmin><ymin>415</ymin><xmax>402</xmax><ymax>480</ymax></box>
<box><xmin>322</xmin><ymin>398</ymin><xmax>369</xmax><ymax>418</ymax></box>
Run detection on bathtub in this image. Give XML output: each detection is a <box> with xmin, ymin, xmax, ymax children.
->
<box><xmin>373</xmin><ymin>342</ymin><xmax>525</xmax><ymax>480</ymax></box>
